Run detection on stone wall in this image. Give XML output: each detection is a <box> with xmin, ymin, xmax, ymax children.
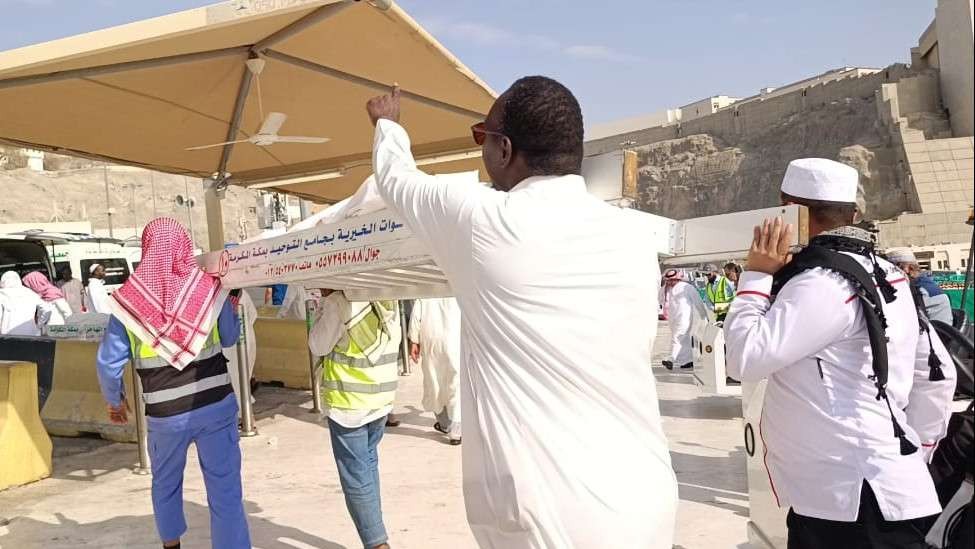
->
<box><xmin>584</xmin><ymin>63</ymin><xmax>974</xmax><ymax>249</ymax></box>
<box><xmin>0</xmin><ymin>162</ymin><xmax>265</xmax><ymax>246</ymax></box>
<box><xmin>590</xmin><ymin>65</ymin><xmax>921</xmax><ymax>222</ymax></box>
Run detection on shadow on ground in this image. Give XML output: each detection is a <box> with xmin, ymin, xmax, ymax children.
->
<box><xmin>672</xmin><ymin>444</ymin><xmax>749</xmax><ymax>517</ymax></box>
<box><xmin>658</xmin><ymin>395</ymin><xmax>743</xmax><ymax>420</ymax></box>
<box><xmin>0</xmin><ymin>500</ymin><xmax>346</xmax><ymax>549</ymax></box>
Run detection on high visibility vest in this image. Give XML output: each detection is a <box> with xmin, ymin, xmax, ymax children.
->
<box><xmin>706</xmin><ymin>277</ymin><xmax>732</xmax><ymax>305</ymax></box>
<box><xmin>320</xmin><ymin>302</ymin><xmax>399</xmax><ymax>411</ymax></box>
<box><xmin>126</xmin><ymin>327</ymin><xmax>230</xmax><ymax>417</ymax></box>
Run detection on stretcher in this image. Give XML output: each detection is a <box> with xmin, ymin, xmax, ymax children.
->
<box><xmin>198</xmin><ymin>202</ymin><xmax>808</xmax><ymax>297</ymax></box>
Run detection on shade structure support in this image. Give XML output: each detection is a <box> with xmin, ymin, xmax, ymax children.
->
<box><xmin>0</xmin><ymin>46</ymin><xmax>250</xmax><ymax>91</ymax></box>
<box><xmin>262</xmin><ymin>49</ymin><xmax>487</xmax><ymax>120</ymax></box>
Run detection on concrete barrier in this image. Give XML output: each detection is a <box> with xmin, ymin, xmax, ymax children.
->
<box><xmin>41</xmin><ymin>340</ymin><xmax>137</xmax><ymax>442</ymax></box>
<box><xmin>0</xmin><ymin>361</ymin><xmax>52</xmax><ymax>491</ymax></box>
<box><xmin>254</xmin><ymin>317</ymin><xmax>312</xmax><ymax>389</ymax></box>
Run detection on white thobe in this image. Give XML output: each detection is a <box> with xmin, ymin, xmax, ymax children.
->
<box><xmin>373</xmin><ymin>119</ymin><xmax>676</xmax><ymax>548</ymax></box>
<box><xmin>0</xmin><ymin>293</ymin><xmax>47</xmax><ymax>336</ymax></box>
<box><xmin>725</xmin><ymin>256</ymin><xmax>956</xmax><ymax>521</ymax></box>
<box><xmin>84</xmin><ymin>278</ymin><xmax>111</xmax><ymax>314</ymax></box>
<box><xmin>663</xmin><ymin>281</ymin><xmax>706</xmax><ymax>365</ymax></box>
<box><xmin>408</xmin><ymin>298</ymin><xmax>462</xmax><ymax>436</ymax></box>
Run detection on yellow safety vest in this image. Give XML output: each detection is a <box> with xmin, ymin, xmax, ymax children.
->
<box><xmin>320</xmin><ymin>302</ymin><xmax>399</xmax><ymax>411</ymax></box>
<box><xmin>126</xmin><ymin>327</ymin><xmax>222</xmax><ymax>368</ymax></box>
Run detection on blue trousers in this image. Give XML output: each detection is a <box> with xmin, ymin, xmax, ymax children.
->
<box><xmin>148</xmin><ymin>413</ymin><xmax>251</xmax><ymax>548</ymax></box>
<box><xmin>328</xmin><ymin>416</ymin><xmax>389</xmax><ymax>548</ymax></box>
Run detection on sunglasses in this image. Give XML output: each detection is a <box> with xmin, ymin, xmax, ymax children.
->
<box><xmin>470</xmin><ymin>121</ymin><xmax>507</xmax><ymax>146</ymax></box>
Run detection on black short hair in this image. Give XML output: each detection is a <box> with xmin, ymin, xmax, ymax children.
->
<box><xmin>723</xmin><ymin>262</ymin><xmax>741</xmax><ymax>274</ymax></box>
<box><xmin>501</xmin><ymin>76</ymin><xmax>584</xmax><ymax>175</ymax></box>
<box><xmin>781</xmin><ymin>192</ymin><xmax>857</xmax><ymax>228</ymax></box>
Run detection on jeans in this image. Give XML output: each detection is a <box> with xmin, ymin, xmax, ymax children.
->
<box><xmin>148</xmin><ymin>412</ymin><xmax>250</xmax><ymax>548</ymax></box>
<box><xmin>328</xmin><ymin>416</ymin><xmax>389</xmax><ymax>548</ymax></box>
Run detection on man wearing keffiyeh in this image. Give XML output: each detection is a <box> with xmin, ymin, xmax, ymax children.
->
<box><xmin>95</xmin><ymin>217</ymin><xmax>251</xmax><ymax>549</ymax></box>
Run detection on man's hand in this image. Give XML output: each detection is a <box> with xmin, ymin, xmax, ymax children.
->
<box><xmin>366</xmin><ymin>85</ymin><xmax>401</xmax><ymax>126</ymax></box>
<box><xmin>409</xmin><ymin>342</ymin><xmax>421</xmax><ymax>363</ymax></box>
<box><xmin>746</xmin><ymin>217</ymin><xmax>794</xmax><ymax>275</ymax></box>
<box><xmin>107</xmin><ymin>398</ymin><xmax>130</xmax><ymax>425</ymax></box>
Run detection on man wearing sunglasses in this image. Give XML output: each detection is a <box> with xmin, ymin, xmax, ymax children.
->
<box><xmin>366</xmin><ymin>76</ymin><xmax>676</xmax><ymax>549</ymax></box>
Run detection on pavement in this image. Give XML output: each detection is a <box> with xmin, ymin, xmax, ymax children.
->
<box><xmin>0</xmin><ymin>322</ymin><xmax>750</xmax><ymax>548</ymax></box>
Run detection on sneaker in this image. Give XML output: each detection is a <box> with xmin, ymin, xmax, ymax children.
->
<box><xmin>680</xmin><ymin>362</ymin><xmax>694</xmax><ymax>369</ymax></box>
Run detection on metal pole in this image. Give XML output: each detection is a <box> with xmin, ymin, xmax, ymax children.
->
<box><xmin>129</xmin><ymin>364</ymin><xmax>149</xmax><ymax>475</ymax></box>
<box><xmin>184</xmin><ymin>177</ymin><xmax>196</xmax><ymax>247</ymax></box>
<box><xmin>960</xmin><ymin>226</ymin><xmax>975</xmax><ymax>324</ymax></box>
<box><xmin>398</xmin><ymin>302</ymin><xmax>411</xmax><ymax>376</ymax></box>
<box><xmin>103</xmin><ymin>166</ymin><xmax>114</xmax><ymax>238</ymax></box>
<box><xmin>150</xmin><ymin>171</ymin><xmax>158</xmax><ymax>219</ymax></box>
<box><xmin>236</xmin><ymin>303</ymin><xmax>257</xmax><ymax>436</ymax></box>
<box><xmin>305</xmin><ymin>298</ymin><xmax>322</xmax><ymax>413</ymax></box>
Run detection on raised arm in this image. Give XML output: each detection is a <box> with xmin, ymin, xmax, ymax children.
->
<box><xmin>367</xmin><ymin>87</ymin><xmax>492</xmax><ymax>267</ymax></box>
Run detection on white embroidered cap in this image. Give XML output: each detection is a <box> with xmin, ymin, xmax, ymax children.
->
<box><xmin>781</xmin><ymin>158</ymin><xmax>859</xmax><ymax>204</ymax></box>
<box><xmin>885</xmin><ymin>248</ymin><xmax>918</xmax><ymax>264</ymax></box>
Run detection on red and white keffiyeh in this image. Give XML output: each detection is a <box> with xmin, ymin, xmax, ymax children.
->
<box><xmin>108</xmin><ymin>217</ymin><xmax>227</xmax><ymax>370</ymax></box>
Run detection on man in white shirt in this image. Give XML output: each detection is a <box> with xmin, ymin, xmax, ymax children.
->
<box><xmin>365</xmin><ymin>77</ymin><xmax>676</xmax><ymax>548</ymax></box>
<box><xmin>84</xmin><ymin>263</ymin><xmax>111</xmax><ymax>314</ymax></box>
<box><xmin>724</xmin><ymin>158</ymin><xmax>956</xmax><ymax>548</ymax></box>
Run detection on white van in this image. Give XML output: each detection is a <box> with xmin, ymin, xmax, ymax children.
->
<box><xmin>11</xmin><ymin>231</ymin><xmax>140</xmax><ymax>293</ymax></box>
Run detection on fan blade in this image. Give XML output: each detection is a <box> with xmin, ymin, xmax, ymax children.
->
<box><xmin>271</xmin><ymin>136</ymin><xmax>331</xmax><ymax>144</ymax></box>
<box><xmin>258</xmin><ymin>112</ymin><xmax>287</xmax><ymax>135</ymax></box>
<box><xmin>185</xmin><ymin>139</ymin><xmax>250</xmax><ymax>151</ymax></box>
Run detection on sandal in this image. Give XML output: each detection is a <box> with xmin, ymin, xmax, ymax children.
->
<box><xmin>433</xmin><ymin>422</ymin><xmax>448</xmax><ymax>435</ymax></box>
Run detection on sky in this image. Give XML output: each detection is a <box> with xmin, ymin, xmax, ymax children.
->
<box><xmin>0</xmin><ymin>0</ymin><xmax>936</xmax><ymax>125</ymax></box>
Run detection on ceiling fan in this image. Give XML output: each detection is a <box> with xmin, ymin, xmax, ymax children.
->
<box><xmin>185</xmin><ymin>111</ymin><xmax>329</xmax><ymax>150</ymax></box>
<box><xmin>186</xmin><ymin>58</ymin><xmax>329</xmax><ymax>151</ymax></box>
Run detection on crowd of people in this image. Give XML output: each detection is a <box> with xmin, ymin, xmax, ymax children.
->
<box><xmin>0</xmin><ymin>263</ymin><xmax>114</xmax><ymax>336</ymax></box>
<box><xmin>2</xmin><ymin>74</ymin><xmax>954</xmax><ymax>549</ymax></box>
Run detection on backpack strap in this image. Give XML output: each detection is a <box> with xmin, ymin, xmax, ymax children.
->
<box><xmin>773</xmin><ymin>245</ymin><xmax>917</xmax><ymax>455</ymax></box>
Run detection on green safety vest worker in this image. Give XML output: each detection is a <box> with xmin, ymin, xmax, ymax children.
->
<box><xmin>319</xmin><ymin>301</ymin><xmax>399</xmax><ymax>410</ymax></box>
<box><xmin>706</xmin><ymin>276</ymin><xmax>733</xmax><ymax>319</ymax></box>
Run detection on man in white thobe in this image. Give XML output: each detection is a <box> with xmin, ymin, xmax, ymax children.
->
<box><xmin>724</xmin><ymin>158</ymin><xmax>956</xmax><ymax>548</ymax></box>
<box><xmin>408</xmin><ymin>297</ymin><xmax>462</xmax><ymax>444</ymax></box>
<box><xmin>661</xmin><ymin>268</ymin><xmax>708</xmax><ymax>369</ymax></box>
<box><xmin>366</xmin><ymin>77</ymin><xmax>676</xmax><ymax>548</ymax></box>
<box><xmin>84</xmin><ymin>263</ymin><xmax>111</xmax><ymax>314</ymax></box>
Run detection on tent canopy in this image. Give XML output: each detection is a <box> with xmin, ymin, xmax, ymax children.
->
<box><xmin>0</xmin><ymin>0</ymin><xmax>495</xmax><ymax>202</ymax></box>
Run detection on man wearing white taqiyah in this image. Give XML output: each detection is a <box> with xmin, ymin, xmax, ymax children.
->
<box><xmin>725</xmin><ymin>158</ymin><xmax>956</xmax><ymax>548</ymax></box>
<box><xmin>85</xmin><ymin>263</ymin><xmax>111</xmax><ymax>314</ymax></box>
<box><xmin>366</xmin><ymin>77</ymin><xmax>676</xmax><ymax>547</ymax></box>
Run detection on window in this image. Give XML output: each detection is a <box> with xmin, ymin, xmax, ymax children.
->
<box><xmin>80</xmin><ymin>258</ymin><xmax>131</xmax><ymax>286</ymax></box>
